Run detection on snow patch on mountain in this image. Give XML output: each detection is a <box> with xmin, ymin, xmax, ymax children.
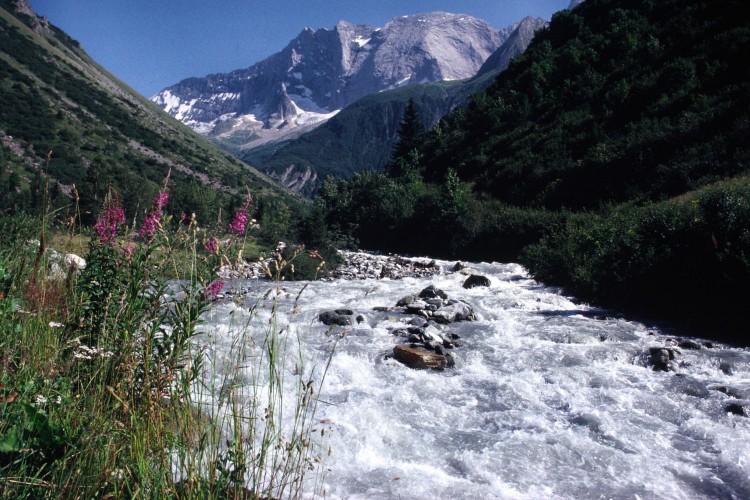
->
<box><xmin>152</xmin><ymin>12</ymin><xmax>511</xmax><ymax>148</ymax></box>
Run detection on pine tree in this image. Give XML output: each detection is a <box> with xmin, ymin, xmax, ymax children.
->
<box><xmin>386</xmin><ymin>98</ymin><xmax>424</xmax><ymax>178</ymax></box>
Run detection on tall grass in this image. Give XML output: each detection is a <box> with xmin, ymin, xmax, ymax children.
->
<box><xmin>0</xmin><ymin>185</ymin><xmax>331</xmax><ymax>498</ymax></box>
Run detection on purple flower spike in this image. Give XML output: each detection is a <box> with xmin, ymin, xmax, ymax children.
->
<box><xmin>93</xmin><ymin>199</ymin><xmax>126</xmax><ymax>245</ymax></box>
<box><xmin>139</xmin><ymin>190</ymin><xmax>169</xmax><ymax>240</ymax></box>
<box><xmin>228</xmin><ymin>190</ymin><xmax>253</xmax><ymax>236</ymax></box>
<box><xmin>205</xmin><ymin>237</ymin><xmax>219</xmax><ymax>255</ymax></box>
<box><xmin>205</xmin><ymin>280</ymin><xmax>225</xmax><ymax>299</ymax></box>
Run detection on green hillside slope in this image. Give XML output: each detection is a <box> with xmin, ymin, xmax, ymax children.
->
<box><xmin>422</xmin><ymin>0</ymin><xmax>749</xmax><ymax>208</ymax></box>
<box><xmin>0</xmin><ymin>1</ymin><xmax>295</xmax><ymax>222</ymax></box>
<box><xmin>243</xmin><ymin>73</ymin><xmax>498</xmax><ymax>196</ymax></box>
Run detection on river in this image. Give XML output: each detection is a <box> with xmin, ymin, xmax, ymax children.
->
<box><xmin>195</xmin><ymin>253</ymin><xmax>750</xmax><ymax>499</ymax></box>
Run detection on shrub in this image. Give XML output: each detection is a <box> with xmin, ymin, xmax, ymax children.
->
<box><xmin>521</xmin><ymin>178</ymin><xmax>750</xmax><ymax>341</ymax></box>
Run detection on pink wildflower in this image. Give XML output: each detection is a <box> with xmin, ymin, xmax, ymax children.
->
<box><xmin>119</xmin><ymin>243</ymin><xmax>135</xmax><ymax>262</ymax></box>
<box><xmin>204</xmin><ymin>237</ymin><xmax>219</xmax><ymax>255</ymax></box>
<box><xmin>139</xmin><ymin>213</ymin><xmax>159</xmax><ymax>239</ymax></box>
<box><xmin>93</xmin><ymin>198</ymin><xmax>126</xmax><ymax>245</ymax></box>
<box><xmin>139</xmin><ymin>191</ymin><xmax>169</xmax><ymax>240</ymax></box>
<box><xmin>228</xmin><ymin>211</ymin><xmax>248</xmax><ymax>235</ymax></box>
<box><xmin>205</xmin><ymin>280</ymin><xmax>225</xmax><ymax>299</ymax></box>
<box><xmin>153</xmin><ymin>191</ymin><xmax>169</xmax><ymax>212</ymax></box>
<box><xmin>228</xmin><ymin>191</ymin><xmax>253</xmax><ymax>236</ymax></box>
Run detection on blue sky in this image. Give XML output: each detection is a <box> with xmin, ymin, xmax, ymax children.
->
<box><xmin>30</xmin><ymin>1</ymin><xmax>569</xmax><ymax>98</ymax></box>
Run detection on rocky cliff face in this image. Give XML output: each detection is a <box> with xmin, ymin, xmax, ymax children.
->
<box><xmin>245</xmin><ymin>15</ymin><xmax>548</xmax><ymax>196</ymax></box>
<box><xmin>473</xmin><ymin>16</ymin><xmax>548</xmax><ymax>79</ymax></box>
<box><xmin>152</xmin><ymin>12</ymin><xmax>511</xmax><ymax>147</ymax></box>
<box><xmin>8</xmin><ymin>0</ymin><xmax>50</xmax><ymax>34</ymax></box>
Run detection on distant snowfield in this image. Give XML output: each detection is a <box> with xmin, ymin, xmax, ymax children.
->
<box><xmin>153</xmin><ymin>88</ymin><xmax>340</xmax><ymax>142</ymax></box>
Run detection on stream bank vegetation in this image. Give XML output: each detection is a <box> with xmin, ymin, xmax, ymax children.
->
<box><xmin>0</xmin><ymin>179</ymin><xmax>333</xmax><ymax>498</ymax></box>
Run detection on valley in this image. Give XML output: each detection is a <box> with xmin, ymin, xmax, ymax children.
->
<box><xmin>1</xmin><ymin>0</ymin><xmax>749</xmax><ymax>497</ymax></box>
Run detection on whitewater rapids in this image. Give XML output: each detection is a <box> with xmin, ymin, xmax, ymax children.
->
<box><xmin>196</xmin><ymin>255</ymin><xmax>750</xmax><ymax>499</ymax></box>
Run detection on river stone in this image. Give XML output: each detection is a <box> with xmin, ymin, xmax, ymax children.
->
<box><xmin>452</xmin><ymin>261</ymin><xmax>467</xmax><ymax>271</ymax></box>
<box><xmin>421</xmin><ymin>328</ymin><xmax>442</xmax><ymax>343</ymax></box>
<box><xmin>419</xmin><ymin>285</ymin><xmax>448</xmax><ymax>300</ymax></box>
<box><xmin>432</xmin><ymin>302</ymin><xmax>475</xmax><ymax>324</ymax></box>
<box><xmin>711</xmin><ymin>385</ymin><xmax>750</xmax><ymax>399</ymax></box>
<box><xmin>648</xmin><ymin>347</ymin><xmax>678</xmax><ymax>371</ymax></box>
<box><xmin>405</xmin><ymin>300</ymin><xmax>429</xmax><ymax>313</ymax></box>
<box><xmin>463</xmin><ymin>274</ymin><xmax>491</xmax><ymax>289</ymax></box>
<box><xmin>393</xmin><ymin>345</ymin><xmax>448</xmax><ymax>370</ymax></box>
<box><xmin>439</xmin><ymin>334</ymin><xmax>455</xmax><ymax>348</ymax></box>
<box><xmin>425</xmin><ymin>298</ymin><xmax>445</xmax><ymax>308</ymax></box>
<box><xmin>678</xmin><ymin>340</ymin><xmax>702</xmax><ymax>350</ymax></box>
<box><xmin>319</xmin><ymin>310</ymin><xmax>353</xmax><ymax>326</ymax></box>
<box><xmin>725</xmin><ymin>402</ymin><xmax>749</xmax><ymax>417</ymax></box>
<box><xmin>409</xmin><ymin>317</ymin><xmax>428</xmax><ymax>327</ymax></box>
<box><xmin>397</xmin><ymin>295</ymin><xmax>417</xmax><ymax>307</ymax></box>
<box><xmin>719</xmin><ymin>361</ymin><xmax>733</xmax><ymax>375</ymax></box>
<box><xmin>446</xmin><ymin>351</ymin><xmax>457</xmax><ymax>367</ymax></box>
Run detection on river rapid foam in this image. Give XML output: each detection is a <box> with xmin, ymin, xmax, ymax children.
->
<box><xmin>197</xmin><ymin>254</ymin><xmax>750</xmax><ymax>499</ymax></box>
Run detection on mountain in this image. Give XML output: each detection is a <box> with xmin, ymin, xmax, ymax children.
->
<box><xmin>473</xmin><ymin>16</ymin><xmax>548</xmax><ymax>80</ymax></box>
<box><xmin>243</xmin><ymin>16</ymin><xmax>547</xmax><ymax>195</ymax></box>
<box><xmin>151</xmin><ymin>12</ymin><xmax>514</xmax><ymax>152</ymax></box>
<box><xmin>0</xmin><ymin>0</ymin><xmax>293</xmax><ymax>221</ymax></box>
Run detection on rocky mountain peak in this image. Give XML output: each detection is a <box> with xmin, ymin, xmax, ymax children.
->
<box><xmin>474</xmin><ymin>16</ymin><xmax>548</xmax><ymax>79</ymax></box>
<box><xmin>152</xmin><ymin>12</ymin><xmax>510</xmax><ymax>148</ymax></box>
<box><xmin>11</xmin><ymin>0</ymin><xmax>51</xmax><ymax>34</ymax></box>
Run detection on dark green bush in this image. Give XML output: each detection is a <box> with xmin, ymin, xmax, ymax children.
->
<box><xmin>521</xmin><ymin>179</ymin><xmax>750</xmax><ymax>341</ymax></box>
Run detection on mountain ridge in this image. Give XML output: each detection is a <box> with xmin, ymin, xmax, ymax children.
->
<box><xmin>241</xmin><ymin>15</ymin><xmax>548</xmax><ymax>195</ymax></box>
<box><xmin>151</xmin><ymin>12</ymin><xmax>514</xmax><ymax>150</ymax></box>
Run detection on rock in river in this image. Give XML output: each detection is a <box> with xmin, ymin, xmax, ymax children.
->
<box><xmin>648</xmin><ymin>347</ymin><xmax>679</xmax><ymax>372</ymax></box>
<box><xmin>393</xmin><ymin>345</ymin><xmax>448</xmax><ymax>370</ymax></box>
<box><xmin>463</xmin><ymin>274</ymin><xmax>491</xmax><ymax>289</ymax></box>
<box><xmin>432</xmin><ymin>301</ymin><xmax>476</xmax><ymax>324</ymax></box>
<box><xmin>319</xmin><ymin>309</ymin><xmax>354</xmax><ymax>326</ymax></box>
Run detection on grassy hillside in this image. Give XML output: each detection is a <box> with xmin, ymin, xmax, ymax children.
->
<box><xmin>318</xmin><ymin>0</ymin><xmax>750</xmax><ymax>342</ymax></box>
<box><xmin>0</xmin><ymin>2</ymin><xmax>297</xmax><ymax>223</ymax></box>
<box><xmin>422</xmin><ymin>0</ymin><xmax>749</xmax><ymax>207</ymax></box>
